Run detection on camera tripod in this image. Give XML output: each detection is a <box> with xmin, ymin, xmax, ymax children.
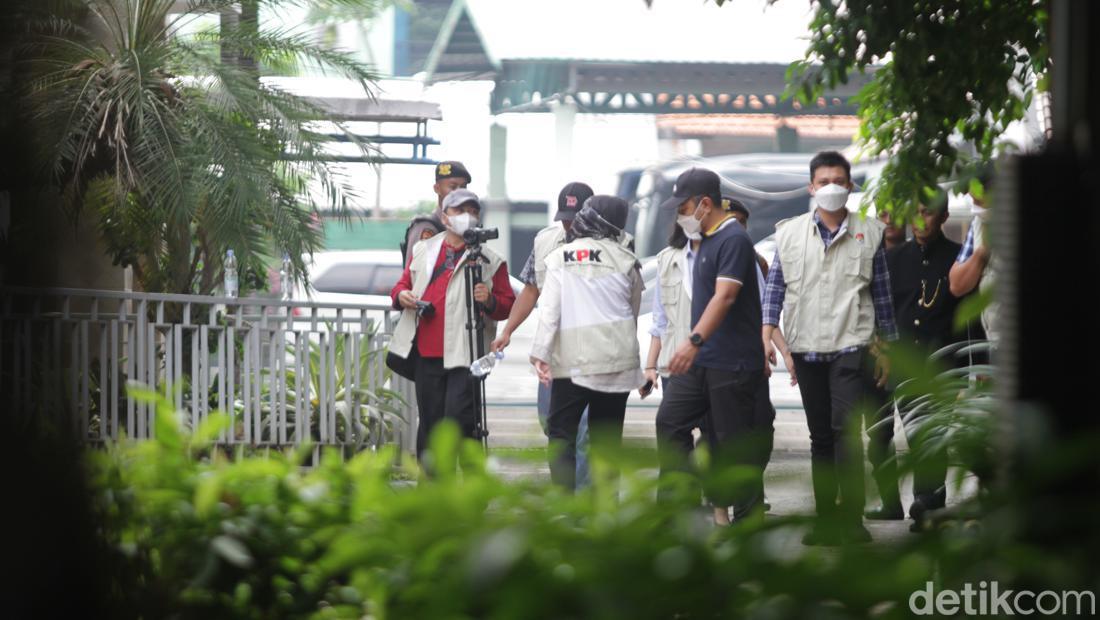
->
<box><xmin>461</xmin><ymin>243</ymin><xmax>491</xmax><ymax>453</ymax></box>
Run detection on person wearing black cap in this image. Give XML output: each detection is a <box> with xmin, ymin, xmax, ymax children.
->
<box><xmin>529</xmin><ymin>196</ymin><xmax>644</xmax><ymax>492</ymax></box>
<box><xmin>653</xmin><ymin>168</ymin><xmax>767</xmax><ymax>526</ymax></box>
<box><xmin>491</xmin><ymin>181</ymin><xmax>597</xmax><ymax>485</ymax></box>
<box><xmin>722</xmin><ymin>196</ymin><xmax>800</xmax><ymax>517</ymax></box>
<box><xmin>389</xmin><ymin>188</ymin><xmax>515</xmax><ymax>468</ymax></box>
<box><xmin>400</xmin><ymin>161</ymin><xmax>473</xmax><ymax>268</ymax></box>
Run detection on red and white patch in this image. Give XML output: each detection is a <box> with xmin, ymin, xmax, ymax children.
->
<box><xmin>565</xmin><ymin>195</ymin><xmax>578</xmax><ymax>208</ymax></box>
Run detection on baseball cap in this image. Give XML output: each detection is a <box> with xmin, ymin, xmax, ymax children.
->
<box><xmin>659</xmin><ymin>167</ymin><xmax>722</xmax><ymax>211</ymax></box>
<box><xmin>441</xmin><ymin>188</ymin><xmax>481</xmax><ymax>212</ymax></box>
<box><xmin>435</xmin><ymin>161</ymin><xmax>472</xmax><ymax>183</ymax></box>
<box><xmin>555</xmin><ymin>181</ymin><xmax>595</xmax><ymax>221</ymax></box>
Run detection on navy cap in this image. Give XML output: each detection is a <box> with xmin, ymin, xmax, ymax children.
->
<box><xmin>659</xmin><ymin>167</ymin><xmax>722</xmax><ymax>211</ymax></box>
<box><xmin>435</xmin><ymin>161</ymin><xmax>471</xmax><ymax>183</ymax></box>
<box><xmin>555</xmin><ymin>181</ymin><xmax>595</xmax><ymax>221</ymax></box>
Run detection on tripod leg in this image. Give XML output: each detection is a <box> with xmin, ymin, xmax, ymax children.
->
<box><xmin>463</xmin><ymin>261</ymin><xmax>490</xmax><ymax>453</ymax></box>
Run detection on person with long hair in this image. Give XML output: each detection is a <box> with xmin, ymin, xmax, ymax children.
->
<box><xmin>530</xmin><ymin>196</ymin><xmax>644</xmax><ymax>491</ymax></box>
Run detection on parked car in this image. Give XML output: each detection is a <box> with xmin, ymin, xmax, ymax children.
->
<box><xmin>621</xmin><ymin>153</ymin><xmax>887</xmax><ymax>259</ymax></box>
<box><xmin>291</xmin><ymin>249</ymin><xmax>524</xmax><ymax>319</ymax></box>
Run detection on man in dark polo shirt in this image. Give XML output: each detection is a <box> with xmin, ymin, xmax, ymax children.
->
<box><xmin>654</xmin><ymin>167</ymin><xmax>767</xmax><ymax>525</ymax></box>
<box><xmin>863</xmin><ymin>201</ymin><xmax>964</xmax><ymax>530</ymax></box>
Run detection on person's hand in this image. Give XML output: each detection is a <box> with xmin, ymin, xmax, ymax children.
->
<box><xmin>640</xmin><ymin>367</ymin><xmax>659</xmax><ymax>397</ymax></box>
<box><xmin>762</xmin><ymin>337</ymin><xmax>776</xmax><ymax>379</ymax></box>
<box><xmin>473</xmin><ymin>283</ymin><xmax>491</xmax><ymax>304</ymax></box>
<box><xmin>490</xmin><ymin>330</ymin><xmax>511</xmax><ymax>353</ymax></box>
<box><xmin>873</xmin><ymin>348</ymin><xmax>890</xmax><ymax>388</ymax></box>
<box><xmin>668</xmin><ymin>341</ymin><xmax>698</xmax><ymax>375</ymax></box>
<box><xmin>783</xmin><ymin>351</ymin><xmax>798</xmax><ymax>386</ymax></box>
<box><xmin>397</xmin><ymin>290</ymin><xmax>419</xmax><ymax>310</ymax></box>
<box><xmin>533</xmin><ymin>359</ymin><xmax>552</xmax><ymax>386</ymax></box>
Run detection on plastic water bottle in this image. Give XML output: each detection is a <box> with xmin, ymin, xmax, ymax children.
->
<box><xmin>279</xmin><ymin>252</ymin><xmax>293</xmax><ymax>300</ymax></box>
<box><xmin>223</xmin><ymin>249</ymin><xmax>239</xmax><ymax>298</ymax></box>
<box><xmin>470</xmin><ymin>351</ymin><xmax>504</xmax><ymax>378</ymax></box>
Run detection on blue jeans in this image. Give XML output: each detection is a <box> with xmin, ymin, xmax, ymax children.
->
<box><xmin>538</xmin><ymin>381</ymin><xmax>590</xmax><ymax>488</ymax></box>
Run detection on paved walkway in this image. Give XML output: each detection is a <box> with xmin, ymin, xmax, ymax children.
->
<box><xmin>482</xmin><ymin>325</ymin><xmax>909</xmax><ymax>453</ymax></box>
<box><xmin>488</xmin><ymin>450</ymin><xmax>978</xmax><ymax>545</ymax></box>
<box><xmin>477</xmin><ymin>322</ymin><xmax>980</xmax><ymax>543</ymax></box>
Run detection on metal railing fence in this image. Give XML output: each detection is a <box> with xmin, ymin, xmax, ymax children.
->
<box><xmin>1</xmin><ymin>287</ymin><xmax>417</xmax><ymax>457</ymax></box>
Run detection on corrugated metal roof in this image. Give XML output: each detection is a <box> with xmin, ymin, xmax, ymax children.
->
<box><xmin>657</xmin><ymin>114</ymin><xmax>861</xmax><ymax>139</ymax></box>
<box><xmin>464</xmin><ymin>0</ymin><xmax>813</xmax><ymax>64</ymax></box>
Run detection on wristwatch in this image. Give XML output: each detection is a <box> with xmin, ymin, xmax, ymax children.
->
<box><xmin>689</xmin><ymin>333</ymin><xmax>704</xmax><ymax>347</ymax></box>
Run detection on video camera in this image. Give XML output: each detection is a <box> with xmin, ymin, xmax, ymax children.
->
<box><xmin>462</xmin><ymin>226</ymin><xmax>499</xmax><ymax>247</ymax></box>
<box><xmin>415</xmin><ymin>300</ymin><xmax>435</xmax><ymax>318</ymax></box>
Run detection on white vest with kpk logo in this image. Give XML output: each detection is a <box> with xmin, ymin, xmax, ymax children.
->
<box><xmin>534</xmin><ymin>236</ymin><xmax>642</xmax><ymax>378</ymax></box>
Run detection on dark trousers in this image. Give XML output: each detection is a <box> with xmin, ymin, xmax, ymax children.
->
<box><xmin>865</xmin><ymin>388</ymin><xmax>948</xmax><ymax>513</ymax></box>
<box><xmin>655</xmin><ymin>366</ymin><xmax>768</xmax><ymax>516</ymax></box>
<box><xmin>750</xmin><ymin>377</ymin><xmax>777</xmax><ymax>485</ymax></box>
<box><xmin>413</xmin><ymin>356</ymin><xmax>478</xmax><ymax>464</ymax></box>
<box><xmin>547</xmin><ymin>379</ymin><xmax>629</xmax><ymax>491</ymax></box>
<box><xmin>792</xmin><ymin>350</ymin><xmax>871</xmax><ymax>525</ymax></box>
<box><xmin>863</xmin><ymin>374</ymin><xmax>902</xmax><ymax>510</ymax></box>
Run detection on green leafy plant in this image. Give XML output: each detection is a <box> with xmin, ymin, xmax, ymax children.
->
<box><xmin>870</xmin><ymin>338</ymin><xmax>997</xmax><ymax>511</ymax></box>
<box><xmin>87</xmin><ymin>381</ymin><xmax>1100</xmax><ymax>619</ymax></box>
<box><xmin>20</xmin><ymin>0</ymin><xmax>377</xmax><ymax>294</ymax></box>
<box><xmin>778</xmin><ymin>0</ymin><xmax>1047</xmax><ymax>221</ymax></box>
<box><xmin>248</xmin><ymin>322</ymin><xmax>406</xmax><ymax>452</ymax></box>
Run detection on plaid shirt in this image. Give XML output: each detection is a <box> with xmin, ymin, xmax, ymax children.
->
<box><xmin>519</xmin><ymin>248</ymin><xmax>539</xmax><ymax>286</ymax></box>
<box><xmin>956</xmin><ymin>224</ymin><xmax>977</xmax><ymax>263</ymax></box>
<box><xmin>762</xmin><ymin>212</ymin><xmax>899</xmax><ymax>362</ymax></box>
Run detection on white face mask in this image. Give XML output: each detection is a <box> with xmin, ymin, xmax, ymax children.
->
<box><xmin>676</xmin><ymin>200</ymin><xmax>704</xmax><ymax>237</ymax></box>
<box><xmin>447</xmin><ymin>212</ymin><xmax>477</xmax><ymax>236</ymax></box>
<box><xmin>813</xmin><ymin>183</ymin><xmax>850</xmax><ymax>212</ymax></box>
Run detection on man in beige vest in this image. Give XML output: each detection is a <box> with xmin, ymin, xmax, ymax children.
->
<box><xmin>761</xmin><ymin>151</ymin><xmax>899</xmax><ymax>546</ymax></box>
<box><xmin>389</xmin><ymin>189</ymin><xmax>515</xmax><ymax>466</ymax></box>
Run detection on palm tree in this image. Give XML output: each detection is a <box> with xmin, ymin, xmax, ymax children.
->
<box><xmin>23</xmin><ymin>0</ymin><xmax>379</xmax><ymax>294</ymax></box>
